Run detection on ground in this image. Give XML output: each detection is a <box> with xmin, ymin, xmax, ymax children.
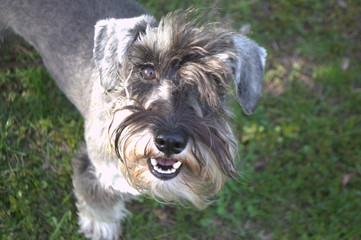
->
<box><xmin>1</xmin><ymin>0</ymin><xmax>360</xmax><ymax>239</ymax></box>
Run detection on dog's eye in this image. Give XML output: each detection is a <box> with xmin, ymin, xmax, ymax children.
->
<box><xmin>140</xmin><ymin>67</ymin><xmax>156</xmax><ymax>80</ymax></box>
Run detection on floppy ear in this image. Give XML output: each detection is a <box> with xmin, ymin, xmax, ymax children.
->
<box><xmin>93</xmin><ymin>15</ymin><xmax>157</xmax><ymax>91</ymax></box>
<box><xmin>220</xmin><ymin>34</ymin><xmax>266</xmax><ymax>115</ymax></box>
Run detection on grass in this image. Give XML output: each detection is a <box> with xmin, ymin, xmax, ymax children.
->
<box><xmin>1</xmin><ymin>0</ymin><xmax>361</xmax><ymax>239</ymax></box>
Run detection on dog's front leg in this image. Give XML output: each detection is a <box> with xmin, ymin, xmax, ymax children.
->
<box><xmin>72</xmin><ymin>147</ymin><xmax>133</xmax><ymax>240</ymax></box>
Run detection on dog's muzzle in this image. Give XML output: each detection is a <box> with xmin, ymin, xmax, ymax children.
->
<box><xmin>148</xmin><ymin>129</ymin><xmax>188</xmax><ymax>180</ymax></box>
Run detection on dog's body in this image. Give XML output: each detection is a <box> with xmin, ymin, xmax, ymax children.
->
<box><xmin>0</xmin><ymin>0</ymin><xmax>266</xmax><ymax>239</ymax></box>
<box><xmin>0</xmin><ymin>0</ymin><xmax>148</xmax><ymax>116</ymax></box>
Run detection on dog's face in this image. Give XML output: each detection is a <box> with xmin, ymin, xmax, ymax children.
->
<box><xmin>93</xmin><ymin>12</ymin><xmax>266</xmax><ymax>208</ymax></box>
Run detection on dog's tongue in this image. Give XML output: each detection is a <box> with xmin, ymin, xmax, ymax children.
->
<box><xmin>156</xmin><ymin>158</ymin><xmax>177</xmax><ymax>166</ymax></box>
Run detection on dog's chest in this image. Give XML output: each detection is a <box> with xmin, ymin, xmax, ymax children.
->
<box><xmin>96</xmin><ymin>163</ymin><xmax>140</xmax><ymax>195</ymax></box>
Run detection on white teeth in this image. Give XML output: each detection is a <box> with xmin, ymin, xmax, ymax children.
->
<box><xmin>154</xmin><ymin>165</ymin><xmax>176</xmax><ymax>174</ymax></box>
<box><xmin>150</xmin><ymin>158</ymin><xmax>157</xmax><ymax>166</ymax></box>
<box><xmin>173</xmin><ymin>161</ymin><xmax>182</xmax><ymax>169</ymax></box>
<box><xmin>150</xmin><ymin>159</ymin><xmax>182</xmax><ymax>175</ymax></box>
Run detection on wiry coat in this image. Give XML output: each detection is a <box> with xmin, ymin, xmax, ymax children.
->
<box><xmin>0</xmin><ymin>1</ymin><xmax>266</xmax><ymax>239</ymax></box>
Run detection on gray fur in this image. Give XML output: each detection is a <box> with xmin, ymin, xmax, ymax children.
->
<box><xmin>0</xmin><ymin>1</ymin><xmax>266</xmax><ymax>239</ymax></box>
<box><xmin>231</xmin><ymin>34</ymin><xmax>267</xmax><ymax>114</ymax></box>
<box><xmin>0</xmin><ymin>0</ymin><xmax>148</xmax><ymax>116</ymax></box>
<box><xmin>93</xmin><ymin>15</ymin><xmax>157</xmax><ymax>91</ymax></box>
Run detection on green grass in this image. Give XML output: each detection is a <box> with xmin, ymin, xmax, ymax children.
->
<box><xmin>1</xmin><ymin>0</ymin><xmax>361</xmax><ymax>239</ymax></box>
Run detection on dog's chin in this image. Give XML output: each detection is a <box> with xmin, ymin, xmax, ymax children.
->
<box><xmin>147</xmin><ymin>157</ymin><xmax>182</xmax><ymax>180</ymax></box>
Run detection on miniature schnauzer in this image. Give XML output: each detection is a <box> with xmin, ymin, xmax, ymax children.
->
<box><xmin>0</xmin><ymin>0</ymin><xmax>266</xmax><ymax>239</ymax></box>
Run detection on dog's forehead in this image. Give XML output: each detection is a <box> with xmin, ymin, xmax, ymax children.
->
<box><xmin>118</xmin><ymin>14</ymin><xmax>242</xmax><ymax>112</ymax></box>
<box><xmin>141</xmin><ymin>24</ymin><xmax>174</xmax><ymax>52</ymax></box>
<box><xmin>126</xmin><ymin>33</ymin><xmax>232</xmax><ymax>111</ymax></box>
<box><xmin>129</xmin><ymin>16</ymin><xmax>233</xmax><ymax>65</ymax></box>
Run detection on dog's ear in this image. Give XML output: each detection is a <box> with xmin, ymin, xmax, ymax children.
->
<box><xmin>219</xmin><ymin>34</ymin><xmax>266</xmax><ymax>115</ymax></box>
<box><xmin>93</xmin><ymin>15</ymin><xmax>157</xmax><ymax>91</ymax></box>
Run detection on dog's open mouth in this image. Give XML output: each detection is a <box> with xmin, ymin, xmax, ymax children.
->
<box><xmin>148</xmin><ymin>157</ymin><xmax>182</xmax><ymax>180</ymax></box>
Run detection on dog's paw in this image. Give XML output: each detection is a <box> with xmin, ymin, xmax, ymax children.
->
<box><xmin>78</xmin><ymin>214</ymin><xmax>122</xmax><ymax>240</ymax></box>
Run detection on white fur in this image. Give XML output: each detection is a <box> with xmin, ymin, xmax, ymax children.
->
<box><xmin>78</xmin><ymin>200</ymin><xmax>128</xmax><ymax>240</ymax></box>
<box><xmin>136</xmin><ymin>16</ymin><xmax>178</xmax><ymax>54</ymax></box>
<box><xmin>258</xmin><ymin>47</ymin><xmax>267</xmax><ymax>69</ymax></box>
<box><xmin>96</xmin><ymin>163</ymin><xmax>140</xmax><ymax>195</ymax></box>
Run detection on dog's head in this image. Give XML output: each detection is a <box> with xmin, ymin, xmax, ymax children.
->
<box><xmin>93</xmin><ymin>11</ymin><xmax>266</xmax><ymax>208</ymax></box>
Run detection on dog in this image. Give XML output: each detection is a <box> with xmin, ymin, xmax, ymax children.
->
<box><xmin>0</xmin><ymin>0</ymin><xmax>266</xmax><ymax>239</ymax></box>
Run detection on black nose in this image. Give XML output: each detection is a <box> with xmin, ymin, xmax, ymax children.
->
<box><xmin>154</xmin><ymin>129</ymin><xmax>188</xmax><ymax>155</ymax></box>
